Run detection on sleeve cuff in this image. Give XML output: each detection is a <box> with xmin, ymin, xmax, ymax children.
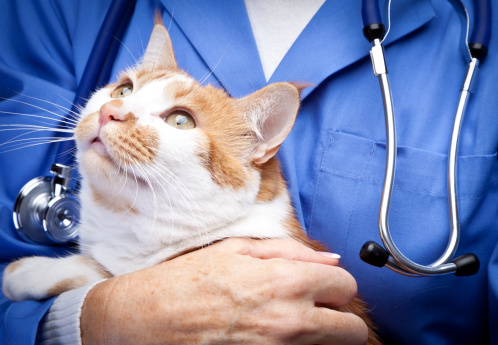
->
<box><xmin>37</xmin><ymin>279</ymin><xmax>107</xmax><ymax>345</ymax></box>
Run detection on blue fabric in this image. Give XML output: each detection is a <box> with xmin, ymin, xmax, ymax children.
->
<box><xmin>0</xmin><ymin>0</ymin><xmax>497</xmax><ymax>344</ymax></box>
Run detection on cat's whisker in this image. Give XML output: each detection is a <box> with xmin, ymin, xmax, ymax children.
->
<box><xmin>142</xmin><ymin>146</ymin><xmax>207</xmax><ymax>217</ymax></box>
<box><xmin>166</xmin><ymin>7</ymin><xmax>175</xmax><ymax>32</ymax></box>
<box><xmin>128</xmin><ymin>156</ymin><xmax>160</xmax><ymax>235</ymax></box>
<box><xmin>199</xmin><ymin>30</ymin><xmax>233</xmax><ymax>85</ymax></box>
<box><xmin>137</xmin><ymin>29</ymin><xmax>145</xmax><ymax>56</ymax></box>
<box><xmin>56</xmin><ymin>146</ymin><xmax>78</xmax><ymax>165</ymax></box>
<box><xmin>114</xmin><ymin>157</ymin><xmax>132</xmax><ymax>207</ymax></box>
<box><xmin>112</xmin><ymin>155</ymin><xmax>130</xmax><ymax>196</ymax></box>
<box><xmin>55</xmin><ymin>93</ymin><xmax>86</xmax><ymax>117</ymax></box>
<box><xmin>124</xmin><ymin>154</ymin><xmax>144</xmax><ymax>215</ymax></box>
<box><xmin>0</xmin><ymin>110</ymin><xmax>79</xmax><ymax>127</ymax></box>
<box><xmin>0</xmin><ymin>135</ymin><xmax>74</xmax><ymax>147</ymax></box>
<box><xmin>0</xmin><ymin>124</ymin><xmax>75</xmax><ymax>133</ymax></box>
<box><xmin>142</xmin><ymin>144</ymin><xmax>229</xmax><ymax>263</ymax></box>
<box><xmin>0</xmin><ymin>129</ymin><xmax>71</xmax><ymax>156</ymax></box>
<box><xmin>0</xmin><ymin>98</ymin><xmax>80</xmax><ymax>125</ymax></box>
<box><xmin>0</xmin><ymin>137</ymin><xmax>74</xmax><ymax>154</ymax></box>
<box><xmin>143</xmin><ymin>154</ymin><xmax>231</xmax><ymax>270</ymax></box>
<box><xmin>138</xmin><ymin>161</ymin><xmax>173</xmax><ymax>236</ymax></box>
<box><xmin>112</xmin><ymin>35</ymin><xmax>139</xmax><ymax>66</ymax></box>
<box><xmin>143</xmin><ymin>155</ymin><xmax>209</xmax><ymax>244</ymax></box>
<box><xmin>12</xmin><ymin>92</ymin><xmax>81</xmax><ymax>121</ymax></box>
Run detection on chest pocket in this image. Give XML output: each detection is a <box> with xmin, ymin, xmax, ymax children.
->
<box><xmin>309</xmin><ymin>131</ymin><xmax>498</xmax><ymax>267</ymax></box>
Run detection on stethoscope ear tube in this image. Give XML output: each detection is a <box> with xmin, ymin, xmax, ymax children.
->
<box><xmin>361</xmin><ymin>0</ymin><xmax>385</xmax><ymax>42</ymax></box>
<box><xmin>469</xmin><ymin>0</ymin><xmax>491</xmax><ymax>61</ymax></box>
<box><xmin>358</xmin><ymin>0</ymin><xmax>489</xmax><ymax>276</ymax></box>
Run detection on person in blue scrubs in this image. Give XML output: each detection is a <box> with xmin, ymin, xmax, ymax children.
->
<box><xmin>1</xmin><ymin>0</ymin><xmax>497</xmax><ymax>344</ymax></box>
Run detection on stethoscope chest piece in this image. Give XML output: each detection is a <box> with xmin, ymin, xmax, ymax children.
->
<box><xmin>13</xmin><ymin>164</ymin><xmax>79</xmax><ymax>245</ymax></box>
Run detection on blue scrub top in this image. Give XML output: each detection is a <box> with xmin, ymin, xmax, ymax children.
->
<box><xmin>0</xmin><ymin>0</ymin><xmax>497</xmax><ymax>344</ymax></box>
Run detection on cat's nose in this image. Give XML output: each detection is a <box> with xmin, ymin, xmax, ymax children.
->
<box><xmin>99</xmin><ymin>100</ymin><xmax>126</xmax><ymax>126</ymax></box>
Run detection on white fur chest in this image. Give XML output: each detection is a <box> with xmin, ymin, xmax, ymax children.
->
<box><xmin>76</xmin><ymin>178</ymin><xmax>293</xmax><ymax>276</ymax></box>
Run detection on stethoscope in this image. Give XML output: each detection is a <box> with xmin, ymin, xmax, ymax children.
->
<box><xmin>11</xmin><ymin>0</ymin><xmax>491</xmax><ymax>278</ymax></box>
<box><xmin>13</xmin><ymin>0</ymin><xmax>137</xmax><ymax>245</ymax></box>
<box><xmin>359</xmin><ymin>0</ymin><xmax>491</xmax><ymax>276</ymax></box>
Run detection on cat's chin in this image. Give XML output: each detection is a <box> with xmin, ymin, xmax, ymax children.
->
<box><xmin>85</xmin><ymin>138</ymin><xmax>120</xmax><ymax>172</ymax></box>
<box><xmin>90</xmin><ymin>137</ymin><xmax>108</xmax><ymax>156</ymax></box>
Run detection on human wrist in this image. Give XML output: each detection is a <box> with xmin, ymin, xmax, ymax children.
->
<box><xmin>39</xmin><ymin>279</ymin><xmax>106</xmax><ymax>345</ymax></box>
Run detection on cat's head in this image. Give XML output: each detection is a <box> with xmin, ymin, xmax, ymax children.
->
<box><xmin>74</xmin><ymin>16</ymin><xmax>300</xmax><ymax>230</ymax></box>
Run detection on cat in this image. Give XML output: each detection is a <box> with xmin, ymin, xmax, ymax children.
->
<box><xmin>2</xmin><ymin>15</ymin><xmax>380</xmax><ymax>345</ymax></box>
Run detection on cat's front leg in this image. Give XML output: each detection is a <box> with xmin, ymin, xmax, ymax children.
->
<box><xmin>2</xmin><ymin>254</ymin><xmax>111</xmax><ymax>301</ymax></box>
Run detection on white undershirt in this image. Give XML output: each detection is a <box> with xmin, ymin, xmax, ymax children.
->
<box><xmin>244</xmin><ymin>0</ymin><xmax>326</xmax><ymax>81</ymax></box>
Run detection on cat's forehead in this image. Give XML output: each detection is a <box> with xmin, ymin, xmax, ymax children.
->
<box><xmin>116</xmin><ymin>68</ymin><xmax>232</xmax><ymax>106</ymax></box>
<box><xmin>115</xmin><ymin>68</ymin><xmax>194</xmax><ymax>94</ymax></box>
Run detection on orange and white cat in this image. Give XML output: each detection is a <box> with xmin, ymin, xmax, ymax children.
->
<box><xmin>2</xmin><ymin>16</ymin><xmax>380</xmax><ymax>344</ymax></box>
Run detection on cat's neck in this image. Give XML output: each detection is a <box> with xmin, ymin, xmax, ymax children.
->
<box><xmin>77</xmin><ymin>158</ymin><xmax>304</xmax><ymax>275</ymax></box>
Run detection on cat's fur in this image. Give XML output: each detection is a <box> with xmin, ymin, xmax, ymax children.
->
<box><xmin>2</xmin><ymin>16</ymin><xmax>380</xmax><ymax>344</ymax></box>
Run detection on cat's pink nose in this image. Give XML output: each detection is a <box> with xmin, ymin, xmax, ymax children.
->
<box><xmin>99</xmin><ymin>100</ymin><xmax>125</xmax><ymax>126</ymax></box>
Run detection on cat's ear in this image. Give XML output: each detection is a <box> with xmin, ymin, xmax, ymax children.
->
<box><xmin>238</xmin><ymin>83</ymin><xmax>301</xmax><ymax>165</ymax></box>
<box><xmin>142</xmin><ymin>12</ymin><xmax>178</xmax><ymax>70</ymax></box>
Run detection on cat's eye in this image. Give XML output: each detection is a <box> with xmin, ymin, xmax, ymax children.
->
<box><xmin>111</xmin><ymin>83</ymin><xmax>133</xmax><ymax>98</ymax></box>
<box><xmin>163</xmin><ymin>111</ymin><xmax>196</xmax><ymax>130</ymax></box>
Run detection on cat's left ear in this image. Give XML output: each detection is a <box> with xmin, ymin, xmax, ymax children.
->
<box><xmin>238</xmin><ymin>83</ymin><xmax>301</xmax><ymax>165</ymax></box>
<box><xmin>142</xmin><ymin>11</ymin><xmax>178</xmax><ymax>70</ymax></box>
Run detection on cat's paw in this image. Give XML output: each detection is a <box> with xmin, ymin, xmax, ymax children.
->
<box><xmin>2</xmin><ymin>255</ymin><xmax>109</xmax><ymax>301</ymax></box>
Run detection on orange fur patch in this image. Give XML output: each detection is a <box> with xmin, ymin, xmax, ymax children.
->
<box><xmin>77</xmin><ymin>256</ymin><xmax>113</xmax><ymax>279</ymax></box>
<box><xmin>5</xmin><ymin>259</ymin><xmax>26</xmax><ymax>275</ymax></box>
<box><xmin>46</xmin><ymin>276</ymin><xmax>89</xmax><ymax>297</ymax></box>
<box><xmin>170</xmin><ymin>82</ymin><xmax>255</xmax><ymax>189</ymax></box>
<box><xmin>283</xmin><ymin>213</ymin><xmax>326</xmax><ymax>252</ymax></box>
<box><xmin>255</xmin><ymin>158</ymin><xmax>286</xmax><ymax>202</ymax></box>
<box><xmin>104</xmin><ymin>113</ymin><xmax>159</xmax><ymax>165</ymax></box>
<box><xmin>75</xmin><ymin>112</ymin><xmax>99</xmax><ymax>142</ymax></box>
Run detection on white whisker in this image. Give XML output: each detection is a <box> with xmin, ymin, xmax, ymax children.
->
<box><xmin>56</xmin><ymin>93</ymin><xmax>86</xmax><ymax>115</ymax></box>
<box><xmin>12</xmin><ymin>92</ymin><xmax>81</xmax><ymax>121</ymax></box>
<box><xmin>199</xmin><ymin>28</ymin><xmax>234</xmax><ymax>85</ymax></box>
<box><xmin>112</xmin><ymin>35</ymin><xmax>139</xmax><ymax>66</ymax></box>
<box><xmin>142</xmin><ymin>147</ymin><xmax>209</xmax><ymax>248</ymax></box>
<box><xmin>0</xmin><ymin>124</ymin><xmax>75</xmax><ymax>133</ymax></box>
<box><xmin>0</xmin><ymin>98</ymin><xmax>80</xmax><ymax>125</ymax></box>
<box><xmin>0</xmin><ymin>137</ymin><xmax>74</xmax><ymax>153</ymax></box>
<box><xmin>0</xmin><ymin>110</ymin><xmax>78</xmax><ymax>127</ymax></box>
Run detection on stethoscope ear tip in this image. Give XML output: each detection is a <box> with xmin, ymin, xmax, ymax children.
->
<box><xmin>452</xmin><ymin>253</ymin><xmax>480</xmax><ymax>276</ymax></box>
<box><xmin>360</xmin><ymin>241</ymin><xmax>390</xmax><ymax>268</ymax></box>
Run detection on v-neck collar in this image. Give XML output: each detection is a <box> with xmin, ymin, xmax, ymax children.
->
<box><xmin>161</xmin><ymin>0</ymin><xmax>266</xmax><ymax>98</ymax></box>
<box><xmin>160</xmin><ymin>0</ymin><xmax>436</xmax><ymax>100</ymax></box>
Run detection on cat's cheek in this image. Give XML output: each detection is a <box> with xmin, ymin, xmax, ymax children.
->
<box><xmin>75</xmin><ymin>112</ymin><xmax>100</xmax><ymax>148</ymax></box>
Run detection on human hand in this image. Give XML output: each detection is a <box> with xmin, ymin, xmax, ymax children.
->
<box><xmin>80</xmin><ymin>238</ymin><xmax>368</xmax><ymax>345</ymax></box>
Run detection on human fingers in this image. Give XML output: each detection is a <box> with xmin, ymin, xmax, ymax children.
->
<box><xmin>265</xmin><ymin>260</ymin><xmax>357</xmax><ymax>309</ymax></box>
<box><xmin>303</xmin><ymin>308</ymin><xmax>369</xmax><ymax>345</ymax></box>
<box><xmin>216</xmin><ymin>237</ymin><xmax>340</xmax><ymax>266</ymax></box>
<box><xmin>301</xmin><ymin>263</ymin><xmax>358</xmax><ymax>307</ymax></box>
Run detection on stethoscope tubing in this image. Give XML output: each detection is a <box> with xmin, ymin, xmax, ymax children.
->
<box><xmin>360</xmin><ymin>0</ymin><xmax>488</xmax><ymax>276</ymax></box>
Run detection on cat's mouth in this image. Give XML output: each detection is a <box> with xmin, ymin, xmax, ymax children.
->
<box><xmin>90</xmin><ymin>136</ymin><xmax>110</xmax><ymax>158</ymax></box>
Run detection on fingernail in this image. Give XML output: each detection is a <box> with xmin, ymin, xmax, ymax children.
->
<box><xmin>317</xmin><ymin>252</ymin><xmax>341</xmax><ymax>259</ymax></box>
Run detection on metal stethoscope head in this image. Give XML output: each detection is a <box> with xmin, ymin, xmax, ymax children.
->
<box><xmin>359</xmin><ymin>0</ymin><xmax>491</xmax><ymax>276</ymax></box>
<box><xmin>13</xmin><ymin>164</ymin><xmax>79</xmax><ymax>245</ymax></box>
